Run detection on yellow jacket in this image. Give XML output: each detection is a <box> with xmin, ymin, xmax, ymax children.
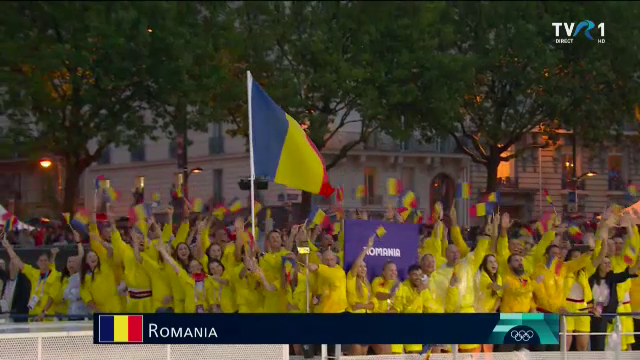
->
<box><xmin>500</xmin><ymin>271</ymin><xmax>534</xmax><ymax>313</ymax></box>
<box><xmin>475</xmin><ymin>271</ymin><xmax>502</xmax><ymax>313</ymax></box>
<box><xmin>497</xmin><ymin>231</ymin><xmax>555</xmax><ymax>276</ymax></box>
<box><xmin>418</xmin><ymin>221</ymin><xmax>446</xmax><ymax>267</ymax></box>
<box><xmin>443</xmin><ymin>233</ymin><xmax>490</xmax><ymax>313</ymax></box>
<box><xmin>533</xmin><ymin>254</ymin><xmax>591</xmax><ymax>312</ymax></box>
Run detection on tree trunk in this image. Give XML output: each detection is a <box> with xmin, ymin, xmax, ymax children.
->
<box><xmin>300</xmin><ymin>191</ymin><xmax>312</xmax><ymax>223</ymax></box>
<box><xmin>484</xmin><ymin>148</ymin><xmax>501</xmax><ymax>193</ymax></box>
<box><xmin>62</xmin><ymin>163</ymin><xmax>83</xmax><ymax>213</ymax></box>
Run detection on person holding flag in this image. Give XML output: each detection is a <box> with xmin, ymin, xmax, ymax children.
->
<box><xmin>345</xmin><ymin>235</ymin><xmax>376</xmax><ymax>356</ymax></box>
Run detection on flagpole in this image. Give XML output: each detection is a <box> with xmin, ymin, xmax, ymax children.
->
<box><xmin>247</xmin><ymin>71</ymin><xmax>256</xmax><ymax>246</ymax></box>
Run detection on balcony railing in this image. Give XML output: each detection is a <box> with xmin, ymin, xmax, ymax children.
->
<box><xmin>608</xmin><ymin>173</ymin><xmax>627</xmax><ymax>191</ymax></box>
<box><xmin>497</xmin><ymin>176</ymin><xmax>519</xmax><ymax>189</ymax></box>
<box><xmin>324</xmin><ymin>131</ymin><xmax>460</xmax><ymax>154</ymax></box>
<box><xmin>361</xmin><ymin>194</ymin><xmax>383</xmax><ymax>206</ymax></box>
<box><xmin>561</xmin><ymin>177</ymin><xmax>586</xmax><ymax>190</ymax></box>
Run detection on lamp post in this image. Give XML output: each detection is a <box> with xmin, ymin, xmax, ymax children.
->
<box><xmin>39</xmin><ymin>157</ymin><xmax>63</xmax><ymax>202</ymax></box>
<box><xmin>183</xmin><ymin>167</ymin><xmax>203</xmax><ymax>199</ymax></box>
<box><xmin>569</xmin><ymin>133</ymin><xmax>597</xmax><ymax>212</ymax></box>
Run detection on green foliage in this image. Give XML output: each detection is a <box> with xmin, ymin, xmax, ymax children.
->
<box><xmin>0</xmin><ymin>2</ymin><xmax>227</xmax><ymax>210</ymax></box>
<box><xmin>397</xmin><ymin>2</ymin><xmax>640</xmax><ymax>190</ymax></box>
<box><xmin>219</xmin><ymin>1</ymin><xmax>442</xmax><ymax>170</ymax></box>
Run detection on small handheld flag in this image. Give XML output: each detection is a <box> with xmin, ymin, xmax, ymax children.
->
<box><xmin>397</xmin><ymin>207</ymin><xmax>411</xmax><ymax>223</ymax></box>
<box><xmin>544</xmin><ymin>189</ymin><xmax>553</xmax><ymax>205</ymax></box>
<box><xmin>387</xmin><ymin>178</ymin><xmax>402</xmax><ymax>197</ymax></box>
<box><xmin>213</xmin><ymin>205</ymin><xmax>228</xmax><ymax>220</ymax></box>
<box><xmin>375</xmin><ymin>226</ymin><xmax>387</xmax><ymax>238</ymax></box>
<box><xmin>470</xmin><ymin>203</ymin><xmax>487</xmax><ymax>217</ymax></box>
<box><xmin>228</xmin><ymin>198</ymin><xmax>244</xmax><ymax>213</ymax></box>
<box><xmin>456</xmin><ymin>183</ymin><xmax>471</xmax><ymax>200</ymax></box>
<box><xmin>401</xmin><ymin>191</ymin><xmax>417</xmax><ymax>210</ymax></box>
<box><xmin>355</xmin><ymin>185</ymin><xmax>366</xmax><ymax>200</ymax></box>
<box><xmin>628</xmin><ymin>184</ymin><xmax>638</xmax><ymax>199</ymax></box>
<box><xmin>3</xmin><ymin>215</ymin><xmax>18</xmax><ymax>231</ymax></box>
<box><xmin>336</xmin><ymin>186</ymin><xmax>344</xmax><ymax>203</ymax></box>
<box><xmin>253</xmin><ymin>201</ymin><xmax>263</xmax><ymax>214</ymax></box>
<box><xmin>308</xmin><ymin>207</ymin><xmax>326</xmax><ymax>226</ymax></box>
<box><xmin>192</xmin><ymin>198</ymin><xmax>204</xmax><ymax>213</ymax></box>
<box><xmin>486</xmin><ymin>192</ymin><xmax>500</xmax><ymax>203</ymax></box>
<box><xmin>71</xmin><ymin>209</ymin><xmax>90</xmax><ymax>233</ymax></box>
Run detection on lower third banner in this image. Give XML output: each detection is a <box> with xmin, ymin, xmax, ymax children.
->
<box><xmin>94</xmin><ymin>313</ymin><xmax>559</xmax><ymax>345</ymax></box>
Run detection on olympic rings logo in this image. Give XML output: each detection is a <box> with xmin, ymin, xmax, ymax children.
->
<box><xmin>510</xmin><ymin>330</ymin><xmax>534</xmax><ymax>342</ymax></box>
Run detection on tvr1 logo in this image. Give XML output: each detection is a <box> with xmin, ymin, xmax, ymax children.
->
<box><xmin>552</xmin><ymin>21</ymin><xmax>605</xmax><ymax>44</ymax></box>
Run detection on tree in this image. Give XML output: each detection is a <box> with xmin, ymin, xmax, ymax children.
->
<box><xmin>220</xmin><ymin>1</ymin><xmax>454</xmax><ymax>214</ymax></box>
<box><xmin>400</xmin><ymin>2</ymin><xmax>640</xmax><ymax>192</ymax></box>
<box><xmin>0</xmin><ymin>2</ymin><xmax>226</xmax><ymax>212</ymax></box>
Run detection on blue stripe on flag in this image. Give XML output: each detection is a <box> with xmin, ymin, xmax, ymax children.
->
<box><xmin>99</xmin><ymin>315</ymin><xmax>115</xmax><ymax>343</ymax></box>
<box><xmin>251</xmin><ymin>80</ymin><xmax>289</xmax><ymax>181</ymax></box>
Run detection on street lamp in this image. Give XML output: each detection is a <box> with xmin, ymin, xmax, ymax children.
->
<box><xmin>39</xmin><ymin>157</ymin><xmax>63</xmax><ymax>202</ymax></box>
<box><xmin>182</xmin><ymin>167</ymin><xmax>203</xmax><ymax>199</ymax></box>
<box><xmin>39</xmin><ymin>158</ymin><xmax>52</xmax><ymax>168</ymax></box>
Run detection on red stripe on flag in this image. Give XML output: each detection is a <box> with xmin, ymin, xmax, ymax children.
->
<box><xmin>128</xmin><ymin>315</ymin><xmax>143</xmax><ymax>342</ymax></box>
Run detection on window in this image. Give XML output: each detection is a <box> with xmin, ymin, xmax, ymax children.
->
<box><xmin>561</xmin><ymin>141</ymin><xmax>576</xmax><ymax>190</ymax></box>
<box><xmin>608</xmin><ymin>148</ymin><xmax>625</xmax><ymax>191</ymax></box>
<box><xmin>213</xmin><ymin>169</ymin><xmax>223</xmax><ymax>204</ymax></box>
<box><xmin>169</xmin><ymin>140</ymin><xmax>177</xmax><ymax>159</ymax></box>
<box><xmin>401</xmin><ymin>167</ymin><xmax>415</xmax><ymax>192</ymax></box>
<box><xmin>137</xmin><ymin>176</ymin><xmax>145</xmax><ymax>189</ymax></box>
<box><xmin>364</xmin><ymin>167</ymin><xmax>376</xmax><ymax>204</ymax></box>
<box><xmin>497</xmin><ymin>146</ymin><xmax>516</xmax><ymax>188</ymax></box>
<box><xmin>209</xmin><ymin>123</ymin><xmax>224</xmax><ymax>155</ymax></box>
<box><xmin>133</xmin><ymin>176</ymin><xmax>144</xmax><ymax>204</ymax></box>
<box><xmin>97</xmin><ymin>147</ymin><xmax>111</xmax><ymax>165</ymax></box>
<box><xmin>130</xmin><ymin>143</ymin><xmax>146</xmax><ymax>162</ymax></box>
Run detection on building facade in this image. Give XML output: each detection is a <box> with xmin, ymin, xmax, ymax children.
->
<box><xmin>3</xmin><ymin>121</ymin><xmax>639</xmax><ymax>226</ymax></box>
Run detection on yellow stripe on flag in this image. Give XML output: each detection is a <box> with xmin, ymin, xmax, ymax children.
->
<box><xmin>113</xmin><ymin>315</ymin><xmax>129</xmax><ymax>342</ymax></box>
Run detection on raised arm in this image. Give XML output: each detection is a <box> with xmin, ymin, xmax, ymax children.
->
<box><xmin>349</xmin><ymin>236</ymin><xmax>375</xmax><ymax>276</ymax></box>
<box><xmin>1</xmin><ymin>236</ymin><xmax>25</xmax><ymax>270</ymax></box>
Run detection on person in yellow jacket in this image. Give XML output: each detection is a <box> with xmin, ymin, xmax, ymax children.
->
<box><xmin>205</xmin><ymin>259</ymin><xmax>234</xmax><ymax>313</ymax></box>
<box><xmin>392</xmin><ymin>264</ymin><xmax>431</xmax><ymax>355</ymax></box>
<box><xmin>499</xmin><ymin>253</ymin><xmax>536</xmax><ymax>352</ymax></box>
<box><xmin>1</xmin><ymin>237</ymin><xmax>59</xmax><ymax>321</ymax></box>
<box><xmin>442</xmin><ymin>212</ymin><xmax>492</xmax><ymax>354</ymax></box>
<box><xmin>496</xmin><ymin>213</ymin><xmax>555</xmax><ymax>277</ymax></box>
<box><xmin>609</xmin><ymin>213</ymin><xmax>640</xmax><ymax>350</ymax></box>
<box><xmin>260</xmin><ymin>230</ymin><xmax>293</xmax><ymax>313</ymax></box>
<box><xmin>79</xmin><ymin>231</ymin><xmax>122</xmax><ymax>314</ymax></box>
<box><xmin>113</xmin><ymin>225</ymin><xmax>153</xmax><ymax>313</ymax></box>
<box><xmin>41</xmin><ymin>232</ymin><xmax>87</xmax><ymax>320</ymax></box>
<box><xmin>475</xmin><ymin>253</ymin><xmax>502</xmax><ymax>353</ymax></box>
<box><xmin>345</xmin><ymin>236</ymin><xmax>375</xmax><ymax>356</ymax></box>
<box><xmin>627</xmin><ymin>208</ymin><xmax>640</xmax><ymax>350</ymax></box>
<box><xmin>533</xmin><ymin>232</ymin><xmax>595</xmax><ymax>351</ymax></box>
<box><xmin>136</xmin><ymin>223</ymin><xmax>176</xmax><ymax>313</ymax></box>
<box><xmin>564</xmin><ymin>240</ymin><xmax>603</xmax><ymax>351</ymax></box>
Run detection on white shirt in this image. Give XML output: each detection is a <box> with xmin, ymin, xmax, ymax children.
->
<box><xmin>0</xmin><ymin>278</ymin><xmax>17</xmax><ymax>313</ymax></box>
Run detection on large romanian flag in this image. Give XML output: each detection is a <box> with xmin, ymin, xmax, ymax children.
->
<box><xmin>249</xmin><ymin>73</ymin><xmax>334</xmax><ymax>197</ymax></box>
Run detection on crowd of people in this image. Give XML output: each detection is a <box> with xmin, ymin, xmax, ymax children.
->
<box><xmin>1</xmin><ymin>194</ymin><xmax>640</xmax><ymax>356</ymax></box>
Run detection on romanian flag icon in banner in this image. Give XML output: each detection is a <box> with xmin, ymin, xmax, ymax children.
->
<box><xmin>98</xmin><ymin>315</ymin><xmax>143</xmax><ymax>343</ymax></box>
<box><xmin>249</xmin><ymin>73</ymin><xmax>334</xmax><ymax>197</ymax></box>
